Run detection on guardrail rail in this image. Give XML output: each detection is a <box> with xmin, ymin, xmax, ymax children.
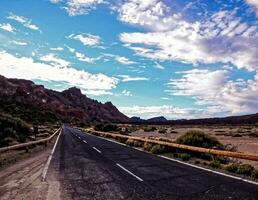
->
<box><xmin>85</xmin><ymin>128</ymin><xmax>258</xmax><ymax>162</ymax></box>
<box><xmin>0</xmin><ymin>127</ymin><xmax>61</xmax><ymax>153</ymax></box>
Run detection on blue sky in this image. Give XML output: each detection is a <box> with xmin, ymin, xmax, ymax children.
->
<box><xmin>0</xmin><ymin>0</ymin><xmax>258</xmax><ymax>119</ymax></box>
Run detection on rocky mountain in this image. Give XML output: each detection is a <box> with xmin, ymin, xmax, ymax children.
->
<box><xmin>147</xmin><ymin>116</ymin><xmax>167</xmax><ymax>123</ymax></box>
<box><xmin>130</xmin><ymin>114</ymin><xmax>258</xmax><ymax>125</ymax></box>
<box><xmin>0</xmin><ymin>75</ymin><xmax>129</xmax><ymax>124</ymax></box>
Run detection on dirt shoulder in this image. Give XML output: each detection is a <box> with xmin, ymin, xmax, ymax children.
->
<box><xmin>0</xmin><ymin>137</ymin><xmax>57</xmax><ymax>200</ymax></box>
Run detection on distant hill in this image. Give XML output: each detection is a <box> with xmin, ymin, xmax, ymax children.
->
<box><xmin>0</xmin><ymin>75</ymin><xmax>129</xmax><ymax>124</ymax></box>
<box><xmin>130</xmin><ymin>114</ymin><xmax>258</xmax><ymax>125</ymax></box>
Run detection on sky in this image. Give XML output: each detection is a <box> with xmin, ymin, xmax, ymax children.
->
<box><xmin>0</xmin><ymin>0</ymin><xmax>258</xmax><ymax>119</ymax></box>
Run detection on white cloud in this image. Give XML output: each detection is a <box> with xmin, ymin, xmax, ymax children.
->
<box><xmin>117</xmin><ymin>75</ymin><xmax>149</xmax><ymax>82</ymax></box>
<box><xmin>50</xmin><ymin>47</ymin><xmax>64</xmax><ymax>51</ymax></box>
<box><xmin>40</xmin><ymin>53</ymin><xmax>70</xmax><ymax>68</ymax></box>
<box><xmin>74</xmin><ymin>51</ymin><xmax>98</xmax><ymax>63</ymax></box>
<box><xmin>49</xmin><ymin>0</ymin><xmax>61</xmax><ymax>3</ymax></box>
<box><xmin>119</xmin><ymin>105</ymin><xmax>220</xmax><ymax>119</ymax></box>
<box><xmin>119</xmin><ymin>7</ymin><xmax>258</xmax><ymax>71</ymax></box>
<box><xmin>246</xmin><ymin>0</ymin><xmax>258</xmax><ymax>16</ymax></box>
<box><xmin>62</xmin><ymin>0</ymin><xmax>104</xmax><ymax>16</ymax></box>
<box><xmin>7</xmin><ymin>14</ymin><xmax>40</xmax><ymax>32</ymax></box>
<box><xmin>0</xmin><ymin>23</ymin><xmax>15</xmax><ymax>32</ymax></box>
<box><xmin>122</xmin><ymin>89</ymin><xmax>132</xmax><ymax>96</ymax></box>
<box><xmin>154</xmin><ymin>62</ymin><xmax>164</xmax><ymax>69</ymax></box>
<box><xmin>65</xmin><ymin>45</ymin><xmax>76</xmax><ymax>53</ymax></box>
<box><xmin>115</xmin><ymin>56</ymin><xmax>135</xmax><ymax>65</ymax></box>
<box><xmin>68</xmin><ymin>33</ymin><xmax>102</xmax><ymax>47</ymax></box>
<box><xmin>82</xmin><ymin>89</ymin><xmax>113</xmax><ymax>96</ymax></box>
<box><xmin>116</xmin><ymin>0</ymin><xmax>181</xmax><ymax>31</ymax></box>
<box><xmin>103</xmin><ymin>53</ymin><xmax>135</xmax><ymax>65</ymax></box>
<box><xmin>12</xmin><ymin>41</ymin><xmax>28</xmax><ymax>46</ymax></box>
<box><xmin>0</xmin><ymin>51</ymin><xmax>118</xmax><ymax>94</ymax></box>
<box><xmin>168</xmin><ymin>69</ymin><xmax>258</xmax><ymax>115</ymax></box>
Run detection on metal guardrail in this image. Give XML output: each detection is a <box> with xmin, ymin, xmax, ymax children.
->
<box><xmin>0</xmin><ymin>127</ymin><xmax>61</xmax><ymax>153</ymax></box>
<box><xmin>86</xmin><ymin>129</ymin><xmax>258</xmax><ymax>162</ymax></box>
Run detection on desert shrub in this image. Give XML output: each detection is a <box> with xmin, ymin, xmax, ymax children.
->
<box><xmin>0</xmin><ymin>113</ymin><xmax>33</xmax><ymax>147</ymax></box>
<box><xmin>114</xmin><ymin>136</ymin><xmax>127</xmax><ymax>143</ymax></box>
<box><xmin>133</xmin><ymin>140</ymin><xmax>144</xmax><ymax>147</ymax></box>
<box><xmin>94</xmin><ymin>123</ymin><xmax>119</xmax><ymax>132</ymax></box>
<box><xmin>236</xmin><ymin>164</ymin><xmax>254</xmax><ymax>176</ymax></box>
<box><xmin>143</xmin><ymin>126</ymin><xmax>157</xmax><ymax>132</ymax></box>
<box><xmin>251</xmin><ymin>169</ymin><xmax>258</xmax><ymax>180</ymax></box>
<box><xmin>126</xmin><ymin>139</ymin><xmax>143</xmax><ymax>147</ymax></box>
<box><xmin>176</xmin><ymin>130</ymin><xmax>223</xmax><ymax>149</ymax></box>
<box><xmin>179</xmin><ymin>153</ymin><xmax>191</xmax><ymax>161</ymax></box>
<box><xmin>194</xmin><ymin>160</ymin><xmax>200</xmax><ymax>165</ymax></box>
<box><xmin>143</xmin><ymin>142</ymin><xmax>154</xmax><ymax>151</ymax></box>
<box><xmin>224</xmin><ymin>163</ymin><xmax>239</xmax><ymax>173</ymax></box>
<box><xmin>209</xmin><ymin>160</ymin><xmax>221</xmax><ymax>169</ymax></box>
<box><xmin>170</xmin><ymin>130</ymin><xmax>178</xmax><ymax>134</ymax></box>
<box><xmin>150</xmin><ymin>144</ymin><xmax>167</xmax><ymax>154</ymax></box>
<box><xmin>158</xmin><ymin>129</ymin><xmax>167</xmax><ymax>134</ymax></box>
<box><xmin>126</xmin><ymin>138</ymin><xmax>135</xmax><ymax>146</ymax></box>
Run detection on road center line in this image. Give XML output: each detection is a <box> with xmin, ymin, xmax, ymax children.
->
<box><xmin>116</xmin><ymin>163</ymin><xmax>143</xmax><ymax>182</ymax></box>
<box><xmin>83</xmin><ymin>140</ymin><xmax>87</xmax><ymax>144</ymax></box>
<box><xmin>92</xmin><ymin>146</ymin><xmax>101</xmax><ymax>153</ymax></box>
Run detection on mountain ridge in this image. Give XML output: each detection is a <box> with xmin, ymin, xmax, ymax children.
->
<box><xmin>0</xmin><ymin>75</ymin><xmax>129</xmax><ymax>124</ymax></box>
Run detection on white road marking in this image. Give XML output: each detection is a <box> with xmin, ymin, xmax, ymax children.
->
<box><xmin>92</xmin><ymin>147</ymin><xmax>101</xmax><ymax>153</ymax></box>
<box><xmin>78</xmin><ymin>136</ymin><xmax>81</xmax><ymax>139</ymax></box>
<box><xmin>78</xmin><ymin>129</ymin><xmax>258</xmax><ymax>186</ymax></box>
<box><xmin>42</xmin><ymin>128</ymin><xmax>62</xmax><ymax>181</ymax></box>
<box><xmin>158</xmin><ymin>155</ymin><xmax>258</xmax><ymax>186</ymax></box>
<box><xmin>116</xmin><ymin>163</ymin><xmax>143</xmax><ymax>182</ymax></box>
<box><xmin>83</xmin><ymin>140</ymin><xmax>87</xmax><ymax>144</ymax></box>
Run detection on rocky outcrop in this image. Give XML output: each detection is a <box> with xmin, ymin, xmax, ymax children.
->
<box><xmin>0</xmin><ymin>75</ymin><xmax>129</xmax><ymax>123</ymax></box>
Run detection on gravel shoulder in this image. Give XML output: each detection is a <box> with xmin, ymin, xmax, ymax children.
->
<box><xmin>0</xmin><ymin>137</ymin><xmax>57</xmax><ymax>200</ymax></box>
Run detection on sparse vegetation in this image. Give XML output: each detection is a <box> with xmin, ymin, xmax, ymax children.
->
<box><xmin>143</xmin><ymin>142</ymin><xmax>154</xmax><ymax>151</ymax></box>
<box><xmin>179</xmin><ymin>153</ymin><xmax>191</xmax><ymax>161</ymax></box>
<box><xmin>143</xmin><ymin>126</ymin><xmax>157</xmax><ymax>132</ymax></box>
<box><xmin>150</xmin><ymin>144</ymin><xmax>168</xmax><ymax>154</ymax></box>
<box><xmin>125</xmin><ymin>139</ymin><xmax>143</xmax><ymax>147</ymax></box>
<box><xmin>0</xmin><ymin>113</ymin><xmax>33</xmax><ymax>147</ymax></box>
<box><xmin>176</xmin><ymin>130</ymin><xmax>223</xmax><ymax>149</ymax></box>
<box><xmin>158</xmin><ymin>129</ymin><xmax>167</xmax><ymax>134</ymax></box>
<box><xmin>94</xmin><ymin>123</ymin><xmax>119</xmax><ymax>132</ymax></box>
<box><xmin>224</xmin><ymin>163</ymin><xmax>239</xmax><ymax>173</ymax></box>
<box><xmin>251</xmin><ymin>169</ymin><xmax>258</xmax><ymax>180</ymax></box>
<box><xmin>236</xmin><ymin>164</ymin><xmax>254</xmax><ymax>176</ymax></box>
<box><xmin>209</xmin><ymin>160</ymin><xmax>221</xmax><ymax>169</ymax></box>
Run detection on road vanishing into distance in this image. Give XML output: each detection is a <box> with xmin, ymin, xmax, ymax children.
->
<box><xmin>46</xmin><ymin>125</ymin><xmax>258</xmax><ymax>200</ymax></box>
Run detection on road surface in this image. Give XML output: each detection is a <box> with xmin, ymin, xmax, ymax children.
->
<box><xmin>46</xmin><ymin>125</ymin><xmax>258</xmax><ymax>199</ymax></box>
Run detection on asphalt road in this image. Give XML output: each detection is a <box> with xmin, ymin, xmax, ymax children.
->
<box><xmin>46</xmin><ymin>125</ymin><xmax>258</xmax><ymax>200</ymax></box>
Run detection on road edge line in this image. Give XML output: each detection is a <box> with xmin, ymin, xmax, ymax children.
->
<box><xmin>82</xmin><ymin>130</ymin><xmax>258</xmax><ymax>186</ymax></box>
<box><xmin>41</xmin><ymin>127</ymin><xmax>62</xmax><ymax>182</ymax></box>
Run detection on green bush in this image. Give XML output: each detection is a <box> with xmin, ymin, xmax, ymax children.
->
<box><xmin>224</xmin><ymin>163</ymin><xmax>239</xmax><ymax>173</ymax></box>
<box><xmin>0</xmin><ymin>113</ymin><xmax>33</xmax><ymax>147</ymax></box>
<box><xmin>176</xmin><ymin>130</ymin><xmax>223</xmax><ymax>149</ymax></box>
<box><xmin>126</xmin><ymin>139</ymin><xmax>143</xmax><ymax>147</ymax></box>
<box><xmin>158</xmin><ymin>129</ymin><xmax>167</xmax><ymax>134</ymax></box>
<box><xmin>94</xmin><ymin>123</ymin><xmax>119</xmax><ymax>132</ymax></box>
<box><xmin>179</xmin><ymin>153</ymin><xmax>191</xmax><ymax>161</ymax></box>
<box><xmin>143</xmin><ymin>126</ymin><xmax>157</xmax><ymax>132</ymax></box>
<box><xmin>251</xmin><ymin>169</ymin><xmax>258</xmax><ymax>180</ymax></box>
<box><xmin>150</xmin><ymin>144</ymin><xmax>167</xmax><ymax>154</ymax></box>
<box><xmin>209</xmin><ymin>160</ymin><xmax>221</xmax><ymax>169</ymax></box>
<box><xmin>143</xmin><ymin>142</ymin><xmax>154</xmax><ymax>151</ymax></box>
<box><xmin>236</xmin><ymin>164</ymin><xmax>254</xmax><ymax>176</ymax></box>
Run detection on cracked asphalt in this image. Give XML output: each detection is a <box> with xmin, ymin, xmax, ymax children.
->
<box><xmin>46</xmin><ymin>125</ymin><xmax>258</xmax><ymax>200</ymax></box>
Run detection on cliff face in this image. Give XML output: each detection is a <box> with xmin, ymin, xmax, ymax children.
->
<box><xmin>0</xmin><ymin>75</ymin><xmax>129</xmax><ymax>123</ymax></box>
